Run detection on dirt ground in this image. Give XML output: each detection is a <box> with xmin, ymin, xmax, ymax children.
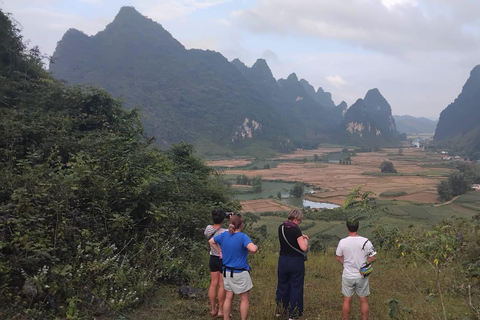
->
<box><xmin>210</xmin><ymin>147</ymin><xmax>451</xmax><ymax>207</ymax></box>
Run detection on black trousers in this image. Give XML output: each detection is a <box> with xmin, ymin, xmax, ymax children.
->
<box><xmin>276</xmin><ymin>255</ymin><xmax>305</xmax><ymax>318</ymax></box>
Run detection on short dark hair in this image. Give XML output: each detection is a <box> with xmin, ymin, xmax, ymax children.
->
<box><xmin>346</xmin><ymin>217</ymin><xmax>359</xmax><ymax>232</ymax></box>
<box><xmin>212</xmin><ymin>208</ymin><xmax>225</xmax><ymax>224</ymax></box>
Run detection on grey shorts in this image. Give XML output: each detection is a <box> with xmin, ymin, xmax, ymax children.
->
<box><xmin>223</xmin><ymin>271</ymin><xmax>253</xmax><ymax>294</ymax></box>
<box><xmin>342</xmin><ymin>277</ymin><xmax>370</xmax><ymax>297</ymax></box>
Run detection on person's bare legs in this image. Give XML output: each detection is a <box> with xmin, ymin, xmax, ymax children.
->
<box><xmin>217</xmin><ymin>273</ymin><xmax>226</xmax><ymax>317</ymax></box>
<box><xmin>239</xmin><ymin>291</ymin><xmax>249</xmax><ymax>320</ymax></box>
<box><xmin>359</xmin><ymin>296</ymin><xmax>369</xmax><ymax>320</ymax></box>
<box><xmin>342</xmin><ymin>296</ymin><xmax>353</xmax><ymax>320</ymax></box>
<box><xmin>208</xmin><ymin>271</ymin><xmax>220</xmax><ymax>315</ymax></box>
<box><xmin>223</xmin><ymin>290</ymin><xmax>234</xmax><ymax>320</ymax></box>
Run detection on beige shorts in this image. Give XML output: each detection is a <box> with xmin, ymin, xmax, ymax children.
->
<box><xmin>223</xmin><ymin>271</ymin><xmax>253</xmax><ymax>294</ymax></box>
<box><xmin>342</xmin><ymin>277</ymin><xmax>370</xmax><ymax>297</ymax></box>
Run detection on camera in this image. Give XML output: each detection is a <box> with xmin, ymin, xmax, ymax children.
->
<box><xmin>225</xmin><ymin>212</ymin><xmax>233</xmax><ymax>218</ymax></box>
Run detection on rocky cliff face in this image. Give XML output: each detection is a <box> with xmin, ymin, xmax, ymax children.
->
<box><xmin>341</xmin><ymin>89</ymin><xmax>398</xmax><ymax>143</ymax></box>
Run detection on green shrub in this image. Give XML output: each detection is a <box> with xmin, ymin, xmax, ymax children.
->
<box><xmin>379</xmin><ymin>191</ymin><xmax>408</xmax><ymax>197</ymax></box>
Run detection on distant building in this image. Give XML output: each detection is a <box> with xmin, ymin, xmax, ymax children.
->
<box><xmin>472</xmin><ymin>184</ymin><xmax>480</xmax><ymax>191</ymax></box>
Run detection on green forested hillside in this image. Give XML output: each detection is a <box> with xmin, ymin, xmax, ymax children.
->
<box><xmin>434</xmin><ymin>65</ymin><xmax>480</xmax><ymax>158</ymax></box>
<box><xmin>49</xmin><ymin>7</ymin><xmax>296</xmax><ymax>156</ymax></box>
<box><xmin>50</xmin><ymin>6</ymin><xmax>401</xmax><ymax>156</ymax></box>
<box><xmin>340</xmin><ymin>89</ymin><xmax>402</xmax><ymax>146</ymax></box>
<box><xmin>0</xmin><ymin>10</ymin><xmax>238</xmax><ymax>319</ymax></box>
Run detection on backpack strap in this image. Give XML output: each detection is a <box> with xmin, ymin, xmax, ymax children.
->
<box><xmin>281</xmin><ymin>225</ymin><xmax>307</xmax><ymax>258</ymax></box>
<box><xmin>207</xmin><ymin>227</ymin><xmax>221</xmax><ymax>241</ymax></box>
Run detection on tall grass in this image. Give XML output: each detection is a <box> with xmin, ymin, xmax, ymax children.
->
<box><xmin>115</xmin><ymin>236</ymin><xmax>478</xmax><ymax>320</ymax></box>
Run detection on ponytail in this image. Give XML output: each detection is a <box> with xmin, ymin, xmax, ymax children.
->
<box><xmin>228</xmin><ymin>214</ymin><xmax>244</xmax><ymax>234</ymax></box>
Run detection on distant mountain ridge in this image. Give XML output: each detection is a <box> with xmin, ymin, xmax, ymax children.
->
<box><xmin>434</xmin><ymin>65</ymin><xmax>480</xmax><ymax>157</ymax></box>
<box><xmin>50</xmin><ymin>6</ymin><xmax>401</xmax><ymax>155</ymax></box>
<box><xmin>393</xmin><ymin>115</ymin><xmax>438</xmax><ymax>134</ymax></box>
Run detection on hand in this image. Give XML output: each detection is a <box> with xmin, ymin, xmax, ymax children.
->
<box><xmin>219</xmin><ymin>252</ymin><xmax>223</xmax><ymax>259</ymax></box>
<box><xmin>303</xmin><ymin>235</ymin><xmax>309</xmax><ymax>240</ymax></box>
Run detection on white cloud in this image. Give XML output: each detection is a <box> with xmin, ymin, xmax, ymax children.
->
<box><xmin>381</xmin><ymin>0</ymin><xmax>417</xmax><ymax>9</ymax></box>
<box><xmin>326</xmin><ymin>75</ymin><xmax>348</xmax><ymax>88</ymax></box>
<box><xmin>233</xmin><ymin>0</ymin><xmax>480</xmax><ymax>55</ymax></box>
<box><xmin>79</xmin><ymin>0</ymin><xmax>103</xmax><ymax>5</ymax></box>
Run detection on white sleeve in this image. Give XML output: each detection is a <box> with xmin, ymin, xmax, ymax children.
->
<box><xmin>335</xmin><ymin>240</ymin><xmax>343</xmax><ymax>256</ymax></box>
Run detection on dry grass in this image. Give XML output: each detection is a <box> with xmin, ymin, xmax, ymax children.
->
<box><xmin>112</xmin><ymin>241</ymin><xmax>477</xmax><ymax>320</ymax></box>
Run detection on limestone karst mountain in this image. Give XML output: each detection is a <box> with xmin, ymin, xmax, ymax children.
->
<box><xmin>50</xmin><ymin>6</ymin><xmax>401</xmax><ymax>154</ymax></box>
<box><xmin>434</xmin><ymin>65</ymin><xmax>480</xmax><ymax>157</ymax></box>
<box><xmin>341</xmin><ymin>89</ymin><xmax>400</xmax><ymax>144</ymax></box>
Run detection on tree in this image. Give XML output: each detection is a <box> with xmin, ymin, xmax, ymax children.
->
<box><xmin>437</xmin><ymin>180</ymin><xmax>453</xmax><ymax>201</ymax></box>
<box><xmin>251</xmin><ymin>176</ymin><xmax>262</xmax><ymax>192</ymax></box>
<box><xmin>313</xmin><ymin>154</ymin><xmax>319</xmax><ymax>162</ymax></box>
<box><xmin>289</xmin><ymin>182</ymin><xmax>305</xmax><ymax>197</ymax></box>
<box><xmin>437</xmin><ymin>170</ymin><xmax>473</xmax><ymax>201</ymax></box>
<box><xmin>380</xmin><ymin>161</ymin><xmax>397</xmax><ymax>173</ymax></box>
<box><xmin>398</xmin><ymin>147</ymin><xmax>403</xmax><ymax>156</ymax></box>
<box><xmin>448</xmin><ymin>171</ymin><xmax>471</xmax><ymax>196</ymax></box>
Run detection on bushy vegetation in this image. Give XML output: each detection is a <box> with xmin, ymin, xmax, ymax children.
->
<box><xmin>380</xmin><ymin>160</ymin><xmax>398</xmax><ymax>173</ymax></box>
<box><xmin>437</xmin><ymin>162</ymin><xmax>480</xmax><ymax>201</ymax></box>
<box><xmin>0</xmin><ymin>11</ymin><xmax>237</xmax><ymax>319</ymax></box>
<box><xmin>380</xmin><ymin>191</ymin><xmax>408</xmax><ymax>197</ymax></box>
<box><xmin>289</xmin><ymin>182</ymin><xmax>305</xmax><ymax>197</ymax></box>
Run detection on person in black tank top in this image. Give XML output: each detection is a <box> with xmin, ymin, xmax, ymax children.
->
<box><xmin>275</xmin><ymin>209</ymin><xmax>309</xmax><ymax>320</ymax></box>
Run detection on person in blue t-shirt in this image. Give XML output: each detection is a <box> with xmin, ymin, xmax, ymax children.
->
<box><xmin>209</xmin><ymin>213</ymin><xmax>258</xmax><ymax>320</ymax></box>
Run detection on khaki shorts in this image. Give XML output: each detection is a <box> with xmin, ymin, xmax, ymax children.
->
<box><xmin>223</xmin><ymin>271</ymin><xmax>253</xmax><ymax>294</ymax></box>
<box><xmin>342</xmin><ymin>277</ymin><xmax>370</xmax><ymax>297</ymax></box>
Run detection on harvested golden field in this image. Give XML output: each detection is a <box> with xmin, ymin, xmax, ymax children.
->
<box><xmin>214</xmin><ymin>147</ymin><xmax>453</xmax><ymax>207</ymax></box>
<box><xmin>239</xmin><ymin>199</ymin><xmax>296</xmax><ymax>213</ymax></box>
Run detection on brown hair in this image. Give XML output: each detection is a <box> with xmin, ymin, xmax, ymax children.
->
<box><xmin>228</xmin><ymin>214</ymin><xmax>244</xmax><ymax>234</ymax></box>
<box><xmin>346</xmin><ymin>217</ymin><xmax>359</xmax><ymax>232</ymax></box>
<box><xmin>287</xmin><ymin>209</ymin><xmax>303</xmax><ymax>221</ymax></box>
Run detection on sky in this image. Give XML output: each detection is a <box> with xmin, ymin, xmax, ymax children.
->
<box><xmin>2</xmin><ymin>0</ymin><xmax>480</xmax><ymax>119</ymax></box>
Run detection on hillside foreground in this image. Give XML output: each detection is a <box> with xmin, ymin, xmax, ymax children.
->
<box><xmin>112</xmin><ymin>241</ymin><xmax>479</xmax><ymax>320</ymax></box>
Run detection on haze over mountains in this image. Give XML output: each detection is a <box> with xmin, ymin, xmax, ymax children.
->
<box><xmin>393</xmin><ymin>115</ymin><xmax>438</xmax><ymax>134</ymax></box>
<box><xmin>50</xmin><ymin>6</ymin><xmax>405</xmax><ymax>155</ymax></box>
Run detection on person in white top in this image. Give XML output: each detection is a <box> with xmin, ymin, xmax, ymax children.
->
<box><xmin>336</xmin><ymin>218</ymin><xmax>376</xmax><ymax>320</ymax></box>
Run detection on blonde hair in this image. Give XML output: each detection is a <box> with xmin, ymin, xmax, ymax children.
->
<box><xmin>228</xmin><ymin>214</ymin><xmax>244</xmax><ymax>234</ymax></box>
<box><xmin>287</xmin><ymin>209</ymin><xmax>303</xmax><ymax>221</ymax></box>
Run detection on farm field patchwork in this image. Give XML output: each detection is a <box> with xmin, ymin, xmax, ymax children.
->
<box><xmin>210</xmin><ymin>147</ymin><xmax>456</xmax><ymax>210</ymax></box>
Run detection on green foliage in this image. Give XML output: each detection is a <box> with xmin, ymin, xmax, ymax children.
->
<box><xmin>0</xmin><ymin>10</ymin><xmax>237</xmax><ymax>318</ymax></box>
<box><xmin>380</xmin><ymin>161</ymin><xmax>397</xmax><ymax>173</ymax></box>
<box><xmin>374</xmin><ymin>218</ymin><xmax>480</xmax><ymax>319</ymax></box>
<box><xmin>289</xmin><ymin>182</ymin><xmax>305</xmax><ymax>198</ymax></box>
<box><xmin>379</xmin><ymin>191</ymin><xmax>408</xmax><ymax>198</ymax></box>
<box><xmin>251</xmin><ymin>176</ymin><xmax>263</xmax><ymax>193</ymax></box>
<box><xmin>437</xmin><ymin>168</ymin><xmax>473</xmax><ymax>201</ymax></box>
